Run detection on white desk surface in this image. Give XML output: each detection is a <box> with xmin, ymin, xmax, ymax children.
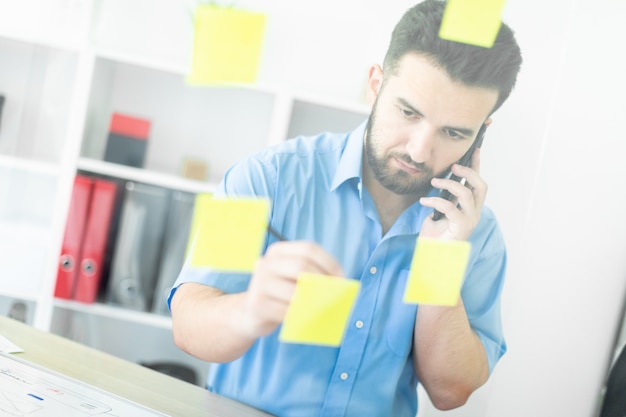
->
<box><xmin>0</xmin><ymin>316</ymin><xmax>273</xmax><ymax>417</ymax></box>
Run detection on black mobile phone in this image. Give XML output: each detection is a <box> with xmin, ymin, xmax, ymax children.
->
<box><xmin>431</xmin><ymin>123</ymin><xmax>487</xmax><ymax>221</ymax></box>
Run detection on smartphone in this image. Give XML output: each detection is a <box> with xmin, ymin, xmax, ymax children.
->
<box><xmin>431</xmin><ymin>123</ymin><xmax>487</xmax><ymax>221</ymax></box>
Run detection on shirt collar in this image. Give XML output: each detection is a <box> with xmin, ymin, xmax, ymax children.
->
<box><xmin>330</xmin><ymin>120</ymin><xmax>368</xmax><ymax>191</ymax></box>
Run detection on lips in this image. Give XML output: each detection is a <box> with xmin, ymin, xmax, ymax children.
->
<box><xmin>393</xmin><ymin>157</ymin><xmax>423</xmax><ymax>175</ymax></box>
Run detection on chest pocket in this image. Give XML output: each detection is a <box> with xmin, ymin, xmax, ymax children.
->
<box><xmin>385</xmin><ymin>270</ymin><xmax>418</xmax><ymax>357</ymax></box>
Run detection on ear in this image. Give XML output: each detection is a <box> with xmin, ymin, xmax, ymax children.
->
<box><xmin>483</xmin><ymin>118</ymin><xmax>493</xmax><ymax>127</ymax></box>
<box><xmin>366</xmin><ymin>64</ymin><xmax>384</xmax><ymax>106</ymax></box>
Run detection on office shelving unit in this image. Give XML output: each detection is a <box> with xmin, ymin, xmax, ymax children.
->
<box><xmin>0</xmin><ymin>0</ymin><xmax>370</xmax><ymax>383</ymax></box>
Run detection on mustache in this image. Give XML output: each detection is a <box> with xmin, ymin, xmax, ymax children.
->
<box><xmin>391</xmin><ymin>153</ymin><xmax>430</xmax><ymax>172</ymax></box>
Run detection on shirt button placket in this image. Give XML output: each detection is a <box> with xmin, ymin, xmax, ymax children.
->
<box><xmin>354</xmin><ymin>266</ymin><xmax>376</xmax><ymax>334</ymax></box>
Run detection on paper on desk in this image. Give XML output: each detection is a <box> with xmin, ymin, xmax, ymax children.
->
<box><xmin>439</xmin><ymin>0</ymin><xmax>507</xmax><ymax>48</ymax></box>
<box><xmin>0</xmin><ymin>353</ymin><xmax>170</xmax><ymax>416</ymax></box>
<box><xmin>0</xmin><ymin>334</ymin><xmax>24</xmax><ymax>353</ymax></box>
<box><xmin>189</xmin><ymin>196</ymin><xmax>270</xmax><ymax>272</ymax></box>
<box><xmin>403</xmin><ymin>237</ymin><xmax>471</xmax><ymax>306</ymax></box>
<box><xmin>280</xmin><ymin>273</ymin><xmax>360</xmax><ymax>347</ymax></box>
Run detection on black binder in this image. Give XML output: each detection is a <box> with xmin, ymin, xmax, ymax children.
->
<box><xmin>151</xmin><ymin>190</ymin><xmax>195</xmax><ymax>315</ymax></box>
<box><xmin>106</xmin><ymin>182</ymin><xmax>169</xmax><ymax>311</ymax></box>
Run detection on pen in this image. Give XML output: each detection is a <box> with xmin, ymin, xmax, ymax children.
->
<box><xmin>267</xmin><ymin>225</ymin><xmax>287</xmax><ymax>241</ymax></box>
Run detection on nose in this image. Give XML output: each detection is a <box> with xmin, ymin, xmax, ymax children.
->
<box><xmin>405</xmin><ymin>124</ymin><xmax>437</xmax><ymax>164</ymax></box>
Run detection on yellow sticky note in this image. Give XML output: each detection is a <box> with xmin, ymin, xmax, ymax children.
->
<box><xmin>280</xmin><ymin>274</ymin><xmax>360</xmax><ymax>347</ymax></box>
<box><xmin>187</xmin><ymin>5</ymin><xmax>266</xmax><ymax>85</ymax></box>
<box><xmin>189</xmin><ymin>196</ymin><xmax>270</xmax><ymax>272</ymax></box>
<box><xmin>403</xmin><ymin>238</ymin><xmax>471</xmax><ymax>306</ymax></box>
<box><xmin>439</xmin><ymin>0</ymin><xmax>506</xmax><ymax>48</ymax></box>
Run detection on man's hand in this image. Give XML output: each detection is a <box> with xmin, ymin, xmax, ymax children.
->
<box><xmin>419</xmin><ymin>149</ymin><xmax>487</xmax><ymax>241</ymax></box>
<box><xmin>242</xmin><ymin>241</ymin><xmax>344</xmax><ymax>338</ymax></box>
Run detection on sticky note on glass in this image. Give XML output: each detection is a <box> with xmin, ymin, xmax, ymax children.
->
<box><xmin>189</xmin><ymin>196</ymin><xmax>270</xmax><ymax>272</ymax></box>
<box><xmin>187</xmin><ymin>5</ymin><xmax>266</xmax><ymax>85</ymax></box>
<box><xmin>439</xmin><ymin>0</ymin><xmax>506</xmax><ymax>48</ymax></box>
<box><xmin>280</xmin><ymin>274</ymin><xmax>360</xmax><ymax>347</ymax></box>
<box><xmin>403</xmin><ymin>238</ymin><xmax>471</xmax><ymax>306</ymax></box>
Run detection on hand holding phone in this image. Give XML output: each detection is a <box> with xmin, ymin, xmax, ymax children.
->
<box><xmin>431</xmin><ymin>124</ymin><xmax>487</xmax><ymax>221</ymax></box>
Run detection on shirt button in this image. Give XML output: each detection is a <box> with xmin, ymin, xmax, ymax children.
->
<box><xmin>355</xmin><ymin>320</ymin><xmax>364</xmax><ymax>329</ymax></box>
<box><xmin>340</xmin><ymin>372</ymin><xmax>349</xmax><ymax>380</ymax></box>
<box><xmin>369</xmin><ymin>266</ymin><xmax>377</xmax><ymax>275</ymax></box>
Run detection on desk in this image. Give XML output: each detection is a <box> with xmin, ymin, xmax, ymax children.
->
<box><xmin>0</xmin><ymin>316</ymin><xmax>273</xmax><ymax>417</ymax></box>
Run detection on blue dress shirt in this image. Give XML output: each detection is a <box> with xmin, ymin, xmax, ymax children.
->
<box><xmin>169</xmin><ymin>121</ymin><xmax>507</xmax><ymax>417</ymax></box>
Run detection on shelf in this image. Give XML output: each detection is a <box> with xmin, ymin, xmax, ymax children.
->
<box><xmin>0</xmin><ymin>219</ymin><xmax>54</xmax><ymax>303</ymax></box>
<box><xmin>0</xmin><ymin>295</ymin><xmax>36</xmax><ymax>325</ymax></box>
<box><xmin>53</xmin><ymin>298</ymin><xmax>173</xmax><ymax>330</ymax></box>
<box><xmin>292</xmin><ymin>91</ymin><xmax>371</xmax><ymax>116</ymax></box>
<box><xmin>50</xmin><ymin>301</ymin><xmax>211</xmax><ymax>386</ymax></box>
<box><xmin>0</xmin><ymin>154</ymin><xmax>60</xmax><ymax>177</ymax></box>
<box><xmin>0</xmin><ymin>29</ymin><xmax>86</xmax><ymax>53</ymax></box>
<box><xmin>0</xmin><ymin>36</ymin><xmax>82</xmax><ymax>166</ymax></box>
<box><xmin>90</xmin><ymin>49</ymin><xmax>370</xmax><ymax>117</ymax></box>
<box><xmin>287</xmin><ymin>99</ymin><xmax>369</xmax><ymax>139</ymax></box>
<box><xmin>1</xmin><ymin>1</ymin><xmax>377</xmax><ymax>370</ymax></box>
<box><xmin>94</xmin><ymin>47</ymin><xmax>190</xmax><ymax>78</ymax></box>
<box><xmin>81</xmin><ymin>57</ymin><xmax>278</xmax><ymax>184</ymax></box>
<box><xmin>0</xmin><ymin>290</ymin><xmax>39</xmax><ymax>304</ymax></box>
<box><xmin>93</xmin><ymin>47</ymin><xmax>278</xmax><ymax>96</ymax></box>
<box><xmin>78</xmin><ymin>158</ymin><xmax>217</xmax><ymax>194</ymax></box>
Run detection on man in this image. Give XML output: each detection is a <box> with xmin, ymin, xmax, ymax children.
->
<box><xmin>169</xmin><ymin>1</ymin><xmax>522</xmax><ymax>416</ymax></box>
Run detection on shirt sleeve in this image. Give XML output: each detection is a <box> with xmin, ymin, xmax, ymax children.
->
<box><xmin>462</xmin><ymin>209</ymin><xmax>508</xmax><ymax>373</ymax></box>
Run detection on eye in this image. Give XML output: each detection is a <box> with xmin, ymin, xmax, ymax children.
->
<box><xmin>445</xmin><ymin>129</ymin><xmax>465</xmax><ymax>140</ymax></box>
<box><xmin>401</xmin><ymin>108</ymin><xmax>417</xmax><ymax>119</ymax></box>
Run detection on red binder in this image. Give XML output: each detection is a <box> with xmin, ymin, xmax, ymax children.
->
<box><xmin>109</xmin><ymin>113</ymin><xmax>151</xmax><ymax>139</ymax></box>
<box><xmin>54</xmin><ymin>175</ymin><xmax>93</xmax><ymax>299</ymax></box>
<box><xmin>73</xmin><ymin>178</ymin><xmax>118</xmax><ymax>303</ymax></box>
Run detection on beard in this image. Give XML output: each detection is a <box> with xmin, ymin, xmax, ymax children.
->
<box><xmin>364</xmin><ymin>110</ymin><xmax>449</xmax><ymax>197</ymax></box>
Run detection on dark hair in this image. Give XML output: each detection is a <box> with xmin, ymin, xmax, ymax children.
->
<box><xmin>383</xmin><ymin>0</ymin><xmax>522</xmax><ymax>113</ymax></box>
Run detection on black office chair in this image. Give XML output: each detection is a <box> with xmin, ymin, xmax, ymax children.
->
<box><xmin>599</xmin><ymin>343</ymin><xmax>626</xmax><ymax>417</ymax></box>
<box><xmin>8</xmin><ymin>301</ymin><xmax>27</xmax><ymax>323</ymax></box>
<box><xmin>140</xmin><ymin>361</ymin><xmax>198</xmax><ymax>386</ymax></box>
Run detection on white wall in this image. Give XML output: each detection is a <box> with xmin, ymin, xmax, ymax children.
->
<box><xmin>484</xmin><ymin>0</ymin><xmax>626</xmax><ymax>416</ymax></box>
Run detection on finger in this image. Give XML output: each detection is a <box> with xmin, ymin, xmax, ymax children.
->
<box><xmin>265</xmin><ymin>241</ymin><xmax>344</xmax><ymax>277</ymax></box>
<box><xmin>431</xmin><ymin>176</ymin><xmax>475</xmax><ymax>203</ymax></box>
<box><xmin>420</xmin><ymin>195</ymin><xmax>460</xmax><ymax>220</ymax></box>
<box><xmin>246</xmin><ymin>261</ymin><xmax>297</xmax><ymax>331</ymax></box>
<box><xmin>254</xmin><ymin>272</ymin><xmax>298</xmax><ymax>303</ymax></box>
<box><xmin>251</xmin><ymin>254</ymin><xmax>299</xmax><ymax>297</ymax></box>
<box><xmin>450</xmin><ymin>164</ymin><xmax>487</xmax><ymax>209</ymax></box>
<box><xmin>449</xmin><ymin>162</ymin><xmax>479</xmax><ymax>181</ymax></box>
<box><xmin>425</xmin><ymin>178</ymin><xmax>477</xmax><ymax>223</ymax></box>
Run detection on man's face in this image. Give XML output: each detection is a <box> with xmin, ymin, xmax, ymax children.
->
<box><xmin>364</xmin><ymin>53</ymin><xmax>498</xmax><ymax>196</ymax></box>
